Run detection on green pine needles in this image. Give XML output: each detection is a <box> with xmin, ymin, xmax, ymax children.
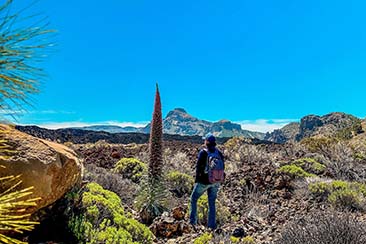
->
<box><xmin>0</xmin><ymin>1</ymin><xmax>53</xmax><ymax>242</ymax></box>
<box><xmin>0</xmin><ymin>172</ymin><xmax>40</xmax><ymax>244</ymax></box>
<box><xmin>0</xmin><ymin>128</ymin><xmax>40</xmax><ymax>244</ymax></box>
<box><xmin>0</xmin><ymin>0</ymin><xmax>54</xmax><ymax>115</ymax></box>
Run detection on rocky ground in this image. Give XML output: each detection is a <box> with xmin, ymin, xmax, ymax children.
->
<box><xmin>62</xmin><ymin>132</ymin><xmax>366</xmax><ymax>243</ymax></box>
<box><xmin>4</xmin><ymin>122</ymin><xmax>366</xmax><ymax>243</ymax></box>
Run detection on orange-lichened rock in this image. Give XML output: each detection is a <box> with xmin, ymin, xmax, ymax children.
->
<box><xmin>0</xmin><ymin>124</ymin><xmax>83</xmax><ymax>213</ymax></box>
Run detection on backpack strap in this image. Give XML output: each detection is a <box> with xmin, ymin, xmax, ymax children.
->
<box><xmin>203</xmin><ymin>148</ymin><xmax>209</xmax><ymax>174</ymax></box>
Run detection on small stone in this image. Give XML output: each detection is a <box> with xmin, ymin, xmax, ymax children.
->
<box><xmin>232</xmin><ymin>227</ymin><xmax>246</xmax><ymax>238</ymax></box>
<box><xmin>111</xmin><ymin>151</ymin><xmax>121</xmax><ymax>159</ymax></box>
<box><xmin>172</xmin><ymin>206</ymin><xmax>185</xmax><ymax>221</ymax></box>
<box><xmin>265</xmin><ymin>175</ymin><xmax>272</xmax><ymax>183</ymax></box>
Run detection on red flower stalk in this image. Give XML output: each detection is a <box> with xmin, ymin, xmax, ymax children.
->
<box><xmin>148</xmin><ymin>83</ymin><xmax>163</xmax><ymax>182</ymax></box>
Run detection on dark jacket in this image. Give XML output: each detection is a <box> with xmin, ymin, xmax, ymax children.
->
<box><xmin>195</xmin><ymin>146</ymin><xmax>224</xmax><ymax>184</ymax></box>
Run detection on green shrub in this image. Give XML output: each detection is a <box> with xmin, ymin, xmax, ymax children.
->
<box><xmin>312</xmin><ymin>161</ymin><xmax>326</xmax><ymax>173</ymax></box>
<box><xmin>135</xmin><ymin>178</ymin><xmax>170</xmax><ymax>225</ymax></box>
<box><xmin>300</xmin><ymin>137</ymin><xmax>339</xmax><ymax>154</ymax></box>
<box><xmin>328</xmin><ymin>189</ymin><xmax>361</xmax><ymax>209</ymax></box>
<box><xmin>224</xmin><ymin>137</ymin><xmax>245</xmax><ymax>150</ymax></box>
<box><xmin>354</xmin><ymin>152</ymin><xmax>366</xmax><ymax>161</ymax></box>
<box><xmin>194</xmin><ymin>232</ymin><xmax>255</xmax><ymax>244</ymax></box>
<box><xmin>331</xmin><ymin>180</ymin><xmax>349</xmax><ymax>190</ymax></box>
<box><xmin>336</xmin><ymin>119</ymin><xmax>363</xmax><ymax>140</ymax></box>
<box><xmin>229</xmin><ymin>236</ymin><xmax>255</xmax><ymax>243</ymax></box>
<box><xmin>351</xmin><ymin>182</ymin><xmax>366</xmax><ymax>196</ymax></box>
<box><xmin>196</xmin><ymin>194</ymin><xmax>230</xmax><ymax>226</ymax></box>
<box><xmin>242</xmin><ymin>236</ymin><xmax>255</xmax><ymax>244</ymax></box>
<box><xmin>69</xmin><ymin>182</ymin><xmax>154</xmax><ymax>244</ymax></box>
<box><xmin>113</xmin><ymin>158</ymin><xmax>147</xmax><ymax>183</ymax></box>
<box><xmin>230</xmin><ymin>236</ymin><xmax>240</xmax><ymax>243</ymax></box>
<box><xmin>194</xmin><ymin>232</ymin><xmax>212</xmax><ymax>244</ymax></box>
<box><xmin>293</xmin><ymin>158</ymin><xmax>326</xmax><ymax>174</ymax></box>
<box><xmin>166</xmin><ymin>171</ymin><xmax>194</xmax><ymax>197</ymax></box>
<box><xmin>278</xmin><ymin>164</ymin><xmax>316</xmax><ymax>178</ymax></box>
<box><xmin>308</xmin><ymin>181</ymin><xmax>328</xmax><ymax>199</ymax></box>
<box><xmin>309</xmin><ymin>180</ymin><xmax>366</xmax><ymax>210</ymax></box>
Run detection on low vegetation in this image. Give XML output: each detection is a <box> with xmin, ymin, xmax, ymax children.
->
<box><xmin>293</xmin><ymin>157</ymin><xmax>326</xmax><ymax>174</ymax></box>
<box><xmin>113</xmin><ymin>158</ymin><xmax>147</xmax><ymax>183</ymax></box>
<box><xmin>194</xmin><ymin>232</ymin><xmax>212</xmax><ymax>244</ymax></box>
<box><xmin>68</xmin><ymin>182</ymin><xmax>154</xmax><ymax>244</ymax></box>
<box><xmin>277</xmin><ymin>211</ymin><xmax>366</xmax><ymax>244</ymax></box>
<box><xmin>309</xmin><ymin>180</ymin><xmax>366</xmax><ymax>210</ymax></box>
<box><xmin>335</xmin><ymin>118</ymin><xmax>364</xmax><ymax>140</ymax></box>
<box><xmin>166</xmin><ymin>171</ymin><xmax>194</xmax><ymax>197</ymax></box>
<box><xmin>277</xmin><ymin>164</ymin><xmax>316</xmax><ymax>178</ymax></box>
<box><xmin>195</xmin><ymin>194</ymin><xmax>231</xmax><ymax>226</ymax></box>
<box><xmin>194</xmin><ymin>232</ymin><xmax>255</xmax><ymax>244</ymax></box>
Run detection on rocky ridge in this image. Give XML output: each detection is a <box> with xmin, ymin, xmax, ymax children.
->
<box><xmin>265</xmin><ymin>112</ymin><xmax>363</xmax><ymax>143</ymax></box>
<box><xmin>143</xmin><ymin>108</ymin><xmax>265</xmax><ymax>139</ymax></box>
<box><xmin>66</xmin><ymin>108</ymin><xmax>265</xmax><ymax>139</ymax></box>
<box><xmin>15</xmin><ymin>125</ymin><xmax>234</xmax><ymax>145</ymax></box>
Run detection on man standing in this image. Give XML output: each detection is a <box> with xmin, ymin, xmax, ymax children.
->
<box><xmin>189</xmin><ymin>133</ymin><xmax>225</xmax><ymax>230</ymax></box>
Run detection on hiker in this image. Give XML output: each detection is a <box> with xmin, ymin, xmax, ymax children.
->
<box><xmin>189</xmin><ymin>133</ymin><xmax>225</xmax><ymax>230</ymax></box>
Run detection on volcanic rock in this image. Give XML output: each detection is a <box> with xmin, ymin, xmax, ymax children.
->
<box><xmin>0</xmin><ymin>124</ymin><xmax>83</xmax><ymax>213</ymax></box>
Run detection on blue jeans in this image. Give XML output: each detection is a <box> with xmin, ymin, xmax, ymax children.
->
<box><xmin>189</xmin><ymin>182</ymin><xmax>220</xmax><ymax>229</ymax></box>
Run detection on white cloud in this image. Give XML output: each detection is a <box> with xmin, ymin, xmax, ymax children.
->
<box><xmin>104</xmin><ymin>121</ymin><xmax>149</xmax><ymax>128</ymax></box>
<box><xmin>237</xmin><ymin>119</ymin><xmax>297</xmax><ymax>133</ymax></box>
<box><xmin>19</xmin><ymin>121</ymin><xmax>149</xmax><ymax>130</ymax></box>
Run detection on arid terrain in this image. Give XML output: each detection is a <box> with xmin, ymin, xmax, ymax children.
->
<box><xmin>4</xmin><ymin>112</ymin><xmax>366</xmax><ymax>243</ymax></box>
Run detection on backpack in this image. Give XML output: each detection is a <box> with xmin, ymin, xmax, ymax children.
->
<box><xmin>204</xmin><ymin>148</ymin><xmax>225</xmax><ymax>183</ymax></box>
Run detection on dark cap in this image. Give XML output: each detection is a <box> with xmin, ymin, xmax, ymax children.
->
<box><xmin>203</xmin><ymin>133</ymin><xmax>216</xmax><ymax>143</ymax></box>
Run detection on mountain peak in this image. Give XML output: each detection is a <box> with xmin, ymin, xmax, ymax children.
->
<box><xmin>173</xmin><ymin>108</ymin><xmax>187</xmax><ymax>113</ymax></box>
<box><xmin>166</xmin><ymin>108</ymin><xmax>191</xmax><ymax>119</ymax></box>
<box><xmin>217</xmin><ymin>119</ymin><xmax>230</xmax><ymax>124</ymax></box>
<box><xmin>160</xmin><ymin>107</ymin><xmax>264</xmax><ymax>138</ymax></box>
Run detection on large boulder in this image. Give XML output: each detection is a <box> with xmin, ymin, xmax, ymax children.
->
<box><xmin>0</xmin><ymin>124</ymin><xmax>82</xmax><ymax>212</ymax></box>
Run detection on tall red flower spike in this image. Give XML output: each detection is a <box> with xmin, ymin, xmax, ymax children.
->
<box><xmin>148</xmin><ymin>83</ymin><xmax>163</xmax><ymax>182</ymax></box>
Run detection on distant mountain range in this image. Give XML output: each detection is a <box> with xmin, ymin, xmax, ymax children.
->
<box><xmin>16</xmin><ymin>110</ymin><xmax>366</xmax><ymax>144</ymax></box>
<box><xmin>71</xmin><ymin>125</ymin><xmax>140</xmax><ymax>133</ymax></box>
<box><xmin>14</xmin><ymin>125</ymin><xmax>235</xmax><ymax>145</ymax></box>
<box><xmin>70</xmin><ymin>108</ymin><xmax>265</xmax><ymax>139</ymax></box>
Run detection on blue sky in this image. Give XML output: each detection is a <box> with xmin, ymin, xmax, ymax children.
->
<box><xmin>4</xmin><ymin>0</ymin><xmax>366</xmax><ymax>132</ymax></box>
